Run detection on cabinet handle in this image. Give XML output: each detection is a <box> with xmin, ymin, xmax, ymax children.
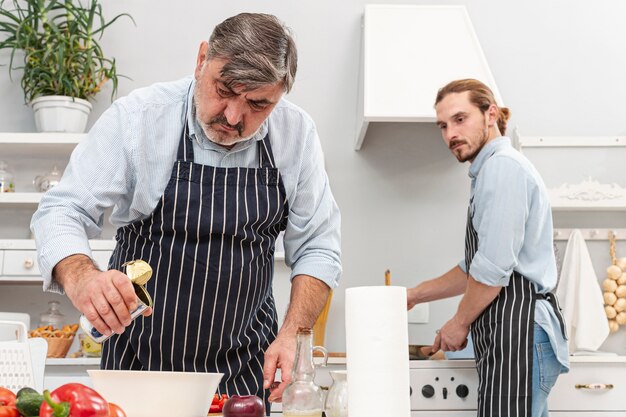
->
<box><xmin>575</xmin><ymin>383</ymin><xmax>614</xmax><ymax>390</ymax></box>
<box><xmin>24</xmin><ymin>258</ymin><xmax>34</xmax><ymax>269</ymax></box>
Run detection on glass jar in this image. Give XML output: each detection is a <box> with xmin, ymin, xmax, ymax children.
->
<box><xmin>33</xmin><ymin>166</ymin><xmax>62</xmax><ymax>192</ymax></box>
<box><xmin>0</xmin><ymin>160</ymin><xmax>15</xmax><ymax>193</ymax></box>
<box><xmin>325</xmin><ymin>370</ymin><xmax>348</xmax><ymax>417</ymax></box>
<box><xmin>79</xmin><ymin>332</ymin><xmax>102</xmax><ymax>357</ymax></box>
<box><xmin>282</xmin><ymin>327</ymin><xmax>328</xmax><ymax>417</ymax></box>
<box><xmin>39</xmin><ymin>300</ymin><xmax>65</xmax><ymax>329</ymax></box>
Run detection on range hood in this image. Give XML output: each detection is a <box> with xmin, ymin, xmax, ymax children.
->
<box><xmin>355</xmin><ymin>5</ymin><xmax>503</xmax><ymax>150</ymax></box>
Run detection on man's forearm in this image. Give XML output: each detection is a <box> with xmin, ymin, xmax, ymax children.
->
<box><xmin>53</xmin><ymin>254</ymin><xmax>99</xmax><ymax>290</ymax></box>
<box><xmin>413</xmin><ymin>265</ymin><xmax>469</xmax><ymax>303</ymax></box>
<box><xmin>454</xmin><ymin>275</ymin><xmax>502</xmax><ymax>327</ymax></box>
<box><xmin>279</xmin><ymin>274</ymin><xmax>331</xmax><ymax>337</ymax></box>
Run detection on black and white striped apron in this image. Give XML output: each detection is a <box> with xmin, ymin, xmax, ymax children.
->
<box><xmin>465</xmin><ymin>202</ymin><xmax>566</xmax><ymax>417</ymax></box>
<box><xmin>101</xmin><ymin>109</ymin><xmax>288</xmax><ymax>408</ymax></box>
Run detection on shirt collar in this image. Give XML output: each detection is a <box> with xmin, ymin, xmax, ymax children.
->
<box><xmin>468</xmin><ymin>136</ymin><xmax>511</xmax><ymax>179</ymax></box>
<box><xmin>185</xmin><ymin>78</ymin><xmax>269</xmax><ymax>153</ymax></box>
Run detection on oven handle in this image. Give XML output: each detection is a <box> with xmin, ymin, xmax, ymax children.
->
<box><xmin>575</xmin><ymin>383</ymin><xmax>614</xmax><ymax>390</ymax></box>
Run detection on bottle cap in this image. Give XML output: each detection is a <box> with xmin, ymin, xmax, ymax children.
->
<box><xmin>123</xmin><ymin>260</ymin><xmax>152</xmax><ymax>285</ymax></box>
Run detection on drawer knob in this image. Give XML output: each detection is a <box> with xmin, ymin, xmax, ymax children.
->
<box><xmin>24</xmin><ymin>258</ymin><xmax>35</xmax><ymax>269</ymax></box>
<box><xmin>575</xmin><ymin>383</ymin><xmax>614</xmax><ymax>390</ymax></box>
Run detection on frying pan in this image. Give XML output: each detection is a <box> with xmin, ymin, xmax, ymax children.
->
<box><xmin>408</xmin><ymin>344</ymin><xmax>445</xmax><ymax>360</ymax></box>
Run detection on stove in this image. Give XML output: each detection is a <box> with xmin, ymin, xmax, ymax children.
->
<box><xmin>410</xmin><ymin>359</ymin><xmax>478</xmax><ymax>416</ymax></box>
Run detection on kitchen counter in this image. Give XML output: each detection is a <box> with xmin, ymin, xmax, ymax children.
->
<box><xmin>409</xmin><ymin>354</ymin><xmax>626</xmax><ymax>368</ymax></box>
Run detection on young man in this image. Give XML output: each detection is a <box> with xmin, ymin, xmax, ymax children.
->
<box><xmin>31</xmin><ymin>13</ymin><xmax>341</xmax><ymax>409</ymax></box>
<box><xmin>407</xmin><ymin>79</ymin><xmax>568</xmax><ymax>416</ymax></box>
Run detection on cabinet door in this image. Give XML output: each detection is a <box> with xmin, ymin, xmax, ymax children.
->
<box><xmin>3</xmin><ymin>250</ymin><xmax>41</xmax><ymax>276</ymax></box>
<box><xmin>549</xmin><ymin>362</ymin><xmax>626</xmax><ymax>411</ymax></box>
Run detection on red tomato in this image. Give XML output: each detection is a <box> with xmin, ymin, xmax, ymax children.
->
<box><xmin>0</xmin><ymin>388</ymin><xmax>18</xmax><ymax>417</ymax></box>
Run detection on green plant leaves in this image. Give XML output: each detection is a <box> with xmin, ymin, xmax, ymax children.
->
<box><xmin>0</xmin><ymin>0</ymin><xmax>134</xmax><ymax>102</ymax></box>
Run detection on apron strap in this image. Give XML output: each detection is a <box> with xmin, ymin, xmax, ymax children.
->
<box><xmin>258</xmin><ymin>133</ymin><xmax>277</xmax><ymax>168</ymax></box>
<box><xmin>177</xmin><ymin>122</ymin><xmax>195</xmax><ymax>162</ymax></box>
<box><xmin>536</xmin><ymin>292</ymin><xmax>568</xmax><ymax>340</ymax></box>
<box><xmin>177</xmin><ymin>81</ymin><xmax>195</xmax><ymax>162</ymax></box>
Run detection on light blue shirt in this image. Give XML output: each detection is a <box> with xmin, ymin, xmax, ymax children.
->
<box><xmin>31</xmin><ymin>76</ymin><xmax>342</xmax><ymax>293</ymax></box>
<box><xmin>458</xmin><ymin>137</ymin><xmax>569</xmax><ymax>371</ymax></box>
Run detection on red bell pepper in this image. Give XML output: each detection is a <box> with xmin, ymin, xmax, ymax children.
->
<box><xmin>0</xmin><ymin>388</ymin><xmax>19</xmax><ymax>417</ymax></box>
<box><xmin>39</xmin><ymin>383</ymin><xmax>109</xmax><ymax>417</ymax></box>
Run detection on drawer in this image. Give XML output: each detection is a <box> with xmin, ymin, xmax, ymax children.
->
<box><xmin>3</xmin><ymin>250</ymin><xmax>41</xmax><ymax>276</ymax></box>
<box><xmin>549</xmin><ymin>362</ymin><xmax>626</xmax><ymax>411</ymax></box>
<box><xmin>91</xmin><ymin>251</ymin><xmax>113</xmax><ymax>271</ymax></box>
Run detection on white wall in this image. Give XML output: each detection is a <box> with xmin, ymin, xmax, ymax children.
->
<box><xmin>1</xmin><ymin>0</ymin><xmax>626</xmax><ymax>354</ymax></box>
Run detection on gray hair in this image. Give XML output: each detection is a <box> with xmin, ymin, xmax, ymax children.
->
<box><xmin>207</xmin><ymin>13</ymin><xmax>298</xmax><ymax>92</ymax></box>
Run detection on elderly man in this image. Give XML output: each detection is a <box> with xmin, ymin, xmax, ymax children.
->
<box><xmin>31</xmin><ymin>13</ymin><xmax>341</xmax><ymax>409</ymax></box>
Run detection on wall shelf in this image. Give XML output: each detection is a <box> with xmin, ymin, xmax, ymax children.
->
<box><xmin>518</xmin><ymin>136</ymin><xmax>626</xmax><ymax>148</ymax></box>
<box><xmin>355</xmin><ymin>5</ymin><xmax>502</xmax><ymax>150</ymax></box>
<box><xmin>0</xmin><ymin>192</ymin><xmax>43</xmax><ymax>204</ymax></box>
<box><xmin>0</xmin><ymin>133</ymin><xmax>85</xmax><ymax>144</ymax></box>
<box><xmin>46</xmin><ymin>357</ymin><xmax>100</xmax><ymax>366</ymax></box>
<box><xmin>0</xmin><ymin>239</ymin><xmax>116</xmax><ymax>250</ymax></box>
<box><xmin>553</xmin><ymin>228</ymin><xmax>626</xmax><ymax>241</ymax></box>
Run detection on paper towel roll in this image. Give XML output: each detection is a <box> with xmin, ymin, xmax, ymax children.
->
<box><xmin>345</xmin><ymin>286</ymin><xmax>411</xmax><ymax>417</ymax></box>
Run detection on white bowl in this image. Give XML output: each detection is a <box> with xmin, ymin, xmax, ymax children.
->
<box><xmin>88</xmin><ymin>370</ymin><xmax>223</xmax><ymax>417</ymax></box>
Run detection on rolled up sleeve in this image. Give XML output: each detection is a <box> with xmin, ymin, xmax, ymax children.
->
<box><xmin>283</xmin><ymin>125</ymin><xmax>342</xmax><ymax>289</ymax></box>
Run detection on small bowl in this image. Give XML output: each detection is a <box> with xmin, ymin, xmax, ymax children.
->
<box><xmin>88</xmin><ymin>370</ymin><xmax>223</xmax><ymax>417</ymax></box>
<box><xmin>44</xmin><ymin>336</ymin><xmax>74</xmax><ymax>358</ymax></box>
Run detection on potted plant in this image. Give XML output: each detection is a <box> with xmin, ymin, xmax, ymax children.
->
<box><xmin>0</xmin><ymin>0</ymin><xmax>133</xmax><ymax>132</ymax></box>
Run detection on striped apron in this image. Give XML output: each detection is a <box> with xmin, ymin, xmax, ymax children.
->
<box><xmin>465</xmin><ymin>202</ymin><xmax>566</xmax><ymax>417</ymax></box>
<box><xmin>101</xmin><ymin>112</ymin><xmax>289</xmax><ymax>408</ymax></box>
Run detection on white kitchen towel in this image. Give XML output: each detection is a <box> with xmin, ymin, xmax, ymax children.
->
<box><xmin>556</xmin><ymin>229</ymin><xmax>609</xmax><ymax>353</ymax></box>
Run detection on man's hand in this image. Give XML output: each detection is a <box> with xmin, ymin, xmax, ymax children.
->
<box><xmin>431</xmin><ymin>274</ymin><xmax>502</xmax><ymax>352</ymax></box>
<box><xmin>432</xmin><ymin>315</ymin><xmax>469</xmax><ymax>352</ymax></box>
<box><xmin>262</xmin><ymin>332</ymin><xmax>297</xmax><ymax>402</ymax></box>
<box><xmin>262</xmin><ymin>274</ymin><xmax>330</xmax><ymax>402</ymax></box>
<box><xmin>54</xmin><ymin>254</ymin><xmax>151</xmax><ymax>336</ymax></box>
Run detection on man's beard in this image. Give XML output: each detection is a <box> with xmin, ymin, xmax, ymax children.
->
<box><xmin>198</xmin><ymin>114</ymin><xmax>259</xmax><ymax>147</ymax></box>
<box><xmin>450</xmin><ymin>127</ymin><xmax>490</xmax><ymax>163</ymax></box>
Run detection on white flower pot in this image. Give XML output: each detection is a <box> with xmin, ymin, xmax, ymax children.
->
<box><xmin>30</xmin><ymin>95</ymin><xmax>93</xmax><ymax>133</ymax></box>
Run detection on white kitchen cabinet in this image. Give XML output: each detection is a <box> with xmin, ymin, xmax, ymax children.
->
<box><xmin>3</xmin><ymin>250</ymin><xmax>41</xmax><ymax>277</ymax></box>
<box><xmin>0</xmin><ymin>132</ymin><xmax>115</xmax><ymax>374</ymax></box>
<box><xmin>549</xmin><ymin>358</ymin><xmax>626</xmax><ymax>413</ymax></box>
<box><xmin>0</xmin><ymin>239</ymin><xmax>115</xmax><ymax>283</ymax></box>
